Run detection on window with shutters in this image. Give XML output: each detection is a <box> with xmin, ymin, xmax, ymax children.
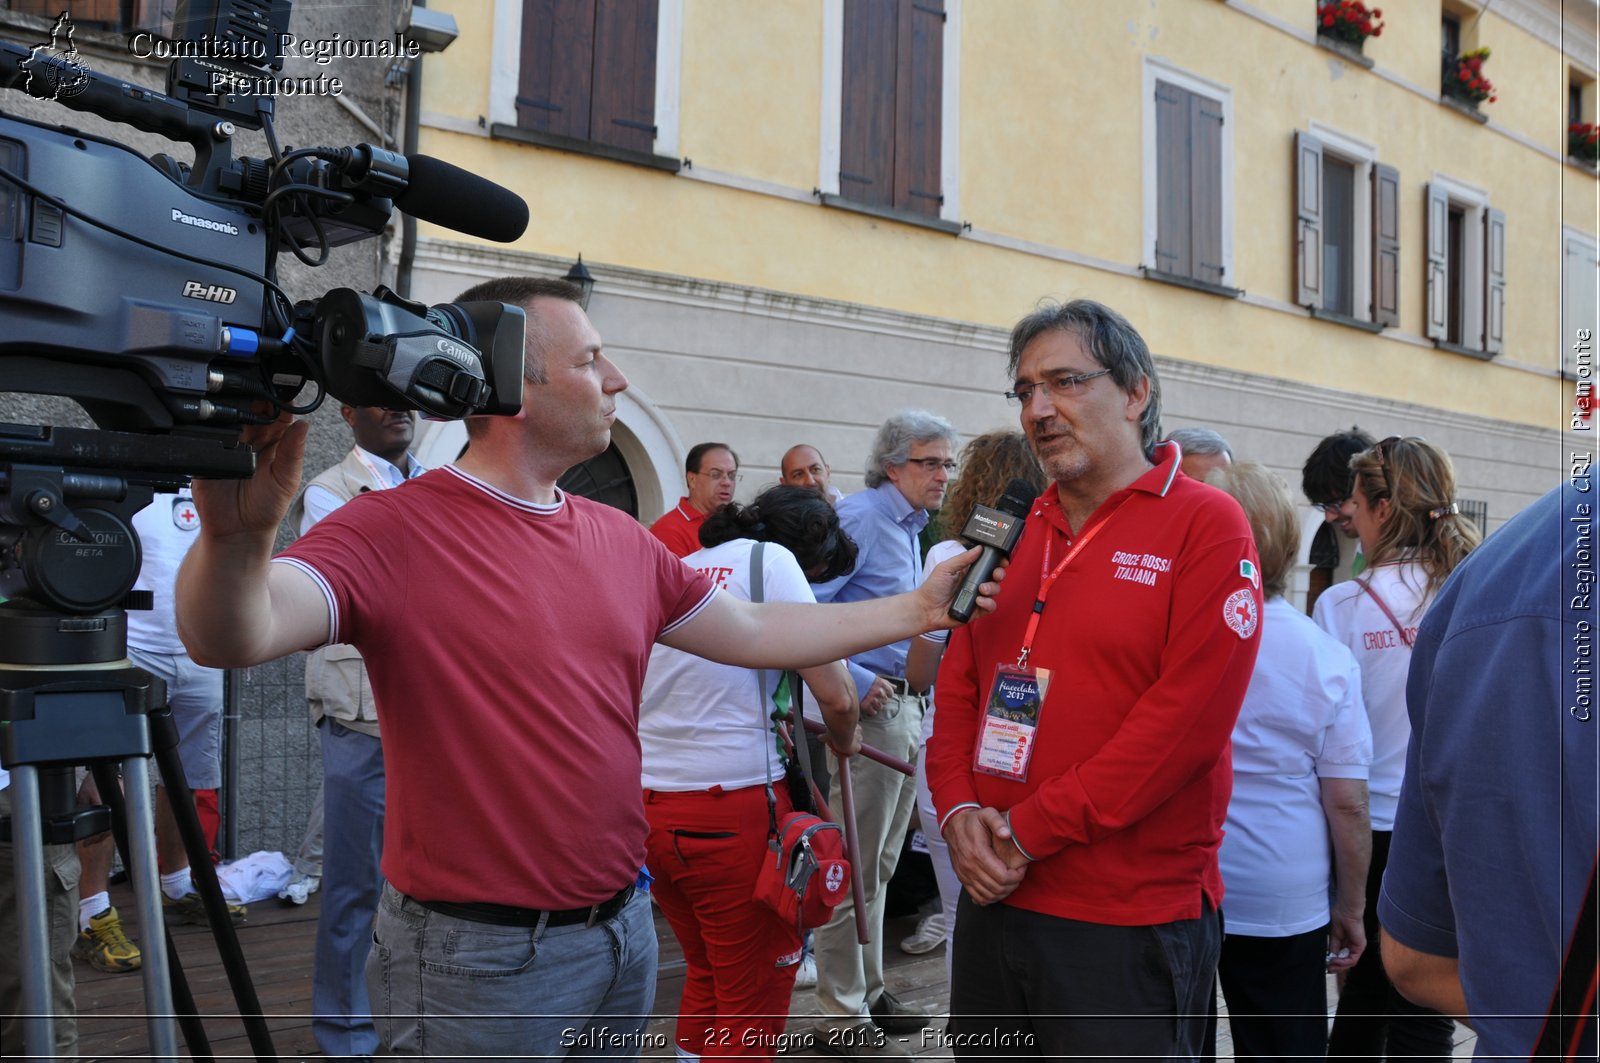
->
<box><xmin>1424</xmin><ymin>176</ymin><xmax>1503</xmax><ymax>358</ymax></box>
<box><xmin>10</xmin><ymin>0</ymin><xmax>154</xmax><ymax>31</ymax></box>
<box><xmin>510</xmin><ymin>0</ymin><xmax>676</xmax><ymax>169</ymax></box>
<box><xmin>1141</xmin><ymin>60</ymin><xmax>1236</xmax><ymax>296</ymax></box>
<box><xmin>827</xmin><ymin>0</ymin><xmax>950</xmax><ymax>227</ymax></box>
<box><xmin>1294</xmin><ymin>126</ymin><xmax>1396</xmax><ymax>331</ymax></box>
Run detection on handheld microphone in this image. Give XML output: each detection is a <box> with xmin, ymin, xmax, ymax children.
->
<box><xmin>947</xmin><ymin>478</ymin><xmax>1039</xmax><ymax>623</ymax></box>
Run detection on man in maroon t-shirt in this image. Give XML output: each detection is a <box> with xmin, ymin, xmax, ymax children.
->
<box><xmin>178</xmin><ymin>277</ymin><xmax>1000</xmax><ymax>1062</ymax></box>
<box><xmin>648</xmin><ymin>441</ymin><xmax>739</xmax><ymax>557</ymax></box>
<box><xmin>927</xmin><ymin>299</ymin><xmax>1261</xmax><ymax>1059</ymax></box>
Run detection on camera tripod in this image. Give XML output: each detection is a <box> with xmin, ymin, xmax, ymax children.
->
<box><xmin>1</xmin><ymin>446</ymin><xmax>276</xmax><ymax>1062</ymax></box>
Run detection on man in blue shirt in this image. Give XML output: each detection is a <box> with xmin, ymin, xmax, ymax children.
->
<box><xmin>811</xmin><ymin>410</ymin><xmax>957</xmax><ymax>1058</ymax></box>
<box><xmin>1379</xmin><ymin>482</ymin><xmax>1598</xmax><ymax>1058</ymax></box>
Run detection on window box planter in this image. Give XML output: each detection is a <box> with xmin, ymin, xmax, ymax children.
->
<box><xmin>1316</xmin><ymin>34</ymin><xmax>1375</xmax><ymax>69</ymax></box>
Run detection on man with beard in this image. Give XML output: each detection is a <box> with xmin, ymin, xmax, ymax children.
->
<box><xmin>928</xmin><ymin>300</ymin><xmax>1262</xmax><ymax>1058</ymax></box>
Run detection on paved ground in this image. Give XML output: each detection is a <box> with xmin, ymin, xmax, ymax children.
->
<box><xmin>62</xmin><ymin>884</ymin><xmax>1477</xmax><ymax>1059</ymax></box>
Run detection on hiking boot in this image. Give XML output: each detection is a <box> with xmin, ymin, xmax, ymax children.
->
<box><xmin>72</xmin><ymin>907</ymin><xmax>142</xmax><ymax>973</ymax></box>
<box><xmin>163</xmin><ymin>889</ymin><xmax>246</xmax><ymax>926</ymax></box>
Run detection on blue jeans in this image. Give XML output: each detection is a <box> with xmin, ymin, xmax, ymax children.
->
<box><xmin>368</xmin><ymin>882</ymin><xmax>657</xmax><ymax>1061</ymax></box>
<box><xmin>312</xmin><ymin>720</ymin><xmax>385</xmax><ymax>1058</ymax></box>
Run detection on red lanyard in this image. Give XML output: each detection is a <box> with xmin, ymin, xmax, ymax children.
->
<box><xmin>1016</xmin><ymin>496</ymin><xmax>1133</xmax><ymax>668</ymax></box>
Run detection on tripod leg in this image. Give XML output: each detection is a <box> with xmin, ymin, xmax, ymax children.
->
<box><xmin>149</xmin><ymin>705</ymin><xmax>277</xmax><ymax>1063</ymax></box>
<box><xmin>94</xmin><ymin>764</ymin><xmax>211</xmax><ymax>1062</ymax></box>
<box><xmin>7</xmin><ymin>765</ymin><xmax>58</xmax><ymax>1058</ymax></box>
<box><xmin>120</xmin><ymin>756</ymin><xmax>181</xmax><ymax>1063</ymax></box>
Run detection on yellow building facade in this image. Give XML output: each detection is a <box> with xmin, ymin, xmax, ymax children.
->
<box><xmin>407</xmin><ymin>0</ymin><xmax>1597</xmax><ymax>574</ymax></box>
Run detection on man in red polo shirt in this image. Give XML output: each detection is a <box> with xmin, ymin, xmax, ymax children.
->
<box><xmin>927</xmin><ymin>299</ymin><xmax>1263</xmax><ymax>1058</ymax></box>
<box><xmin>649</xmin><ymin>442</ymin><xmax>740</xmax><ymax>556</ymax></box>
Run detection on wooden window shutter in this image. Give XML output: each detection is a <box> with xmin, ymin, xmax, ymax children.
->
<box><xmin>1484</xmin><ymin>206</ymin><xmax>1506</xmax><ymax>354</ymax></box>
<box><xmin>1371</xmin><ymin>162</ymin><xmax>1401</xmax><ymax>327</ymax></box>
<box><xmin>841</xmin><ymin>0</ymin><xmax>899</xmax><ymax>208</ymax></box>
<box><xmin>1190</xmin><ymin>94</ymin><xmax>1225</xmax><ymax>285</ymax></box>
<box><xmin>1295</xmin><ymin>131</ymin><xmax>1324</xmax><ymax>307</ymax></box>
<box><xmin>591</xmin><ymin>0</ymin><xmax>659</xmax><ymax>154</ymax></box>
<box><xmin>1153</xmin><ymin>80</ymin><xmax>1192</xmax><ymax>277</ymax></box>
<box><xmin>1424</xmin><ymin>183</ymin><xmax>1450</xmax><ymax>340</ymax></box>
<box><xmin>517</xmin><ymin>0</ymin><xmax>597</xmax><ymax>139</ymax></box>
<box><xmin>894</xmin><ymin>0</ymin><xmax>944</xmax><ymax>217</ymax></box>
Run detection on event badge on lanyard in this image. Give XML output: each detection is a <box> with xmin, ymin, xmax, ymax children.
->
<box><xmin>972</xmin><ymin>498</ymin><xmax>1131</xmax><ymax>783</ymax></box>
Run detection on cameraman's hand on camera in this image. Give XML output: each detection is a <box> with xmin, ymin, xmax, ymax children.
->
<box><xmin>191</xmin><ymin>412</ymin><xmax>309</xmax><ymax>541</ymax></box>
<box><xmin>920</xmin><ymin>546</ymin><xmax>1006</xmax><ymax>630</ymax></box>
<box><xmin>180</xmin><ymin>412</ymin><xmax>329</xmax><ymax>671</ymax></box>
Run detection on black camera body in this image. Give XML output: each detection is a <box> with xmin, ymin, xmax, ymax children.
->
<box><xmin>0</xmin><ymin>1</ymin><xmax>530</xmax><ymax>612</ymax></box>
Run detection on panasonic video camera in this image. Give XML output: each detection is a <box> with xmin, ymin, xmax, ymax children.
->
<box><xmin>0</xmin><ymin>0</ymin><xmax>529</xmax><ymax>612</ymax></box>
<box><xmin>0</xmin><ymin>0</ymin><xmax>528</xmax><ymax>443</ymax></box>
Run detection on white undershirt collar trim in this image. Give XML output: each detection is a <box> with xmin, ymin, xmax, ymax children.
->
<box><xmin>443</xmin><ymin>464</ymin><xmax>566</xmax><ymax>515</ymax></box>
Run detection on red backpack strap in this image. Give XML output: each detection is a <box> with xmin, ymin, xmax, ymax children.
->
<box><xmin>1354</xmin><ymin>576</ymin><xmax>1415</xmax><ymax>648</ymax></box>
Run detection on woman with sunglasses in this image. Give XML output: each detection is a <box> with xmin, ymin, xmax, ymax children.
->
<box><xmin>638</xmin><ymin>485</ymin><xmax>863</xmax><ymax>1061</ymax></box>
<box><xmin>1314</xmin><ymin>437</ymin><xmax>1481</xmax><ymax>1060</ymax></box>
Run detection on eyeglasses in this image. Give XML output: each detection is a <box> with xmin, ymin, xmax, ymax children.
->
<box><xmin>1316</xmin><ymin>498</ymin><xmax>1352</xmax><ymax>517</ymax></box>
<box><xmin>695</xmin><ymin>469</ymin><xmax>741</xmax><ymax>484</ymax></box>
<box><xmin>1004</xmin><ymin>368</ymin><xmax>1112</xmax><ymax>406</ymax></box>
<box><xmin>903</xmin><ymin>458</ymin><xmax>958</xmax><ymax>473</ymax></box>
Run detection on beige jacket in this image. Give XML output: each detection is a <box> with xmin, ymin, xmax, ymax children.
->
<box><xmin>286</xmin><ymin>449</ymin><xmax>393</xmax><ymax>738</ymax></box>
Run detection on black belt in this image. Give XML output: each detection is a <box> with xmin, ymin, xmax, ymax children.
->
<box><xmin>415</xmin><ymin>884</ymin><xmax>634</xmax><ymax>929</ymax></box>
<box><xmin>878</xmin><ymin>675</ymin><xmax>924</xmax><ymax>698</ymax></box>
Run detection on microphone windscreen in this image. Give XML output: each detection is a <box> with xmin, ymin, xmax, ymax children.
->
<box><xmin>997</xmin><ymin>478</ymin><xmax>1040</xmax><ymax>518</ymax></box>
<box><xmin>395</xmin><ymin>154</ymin><xmax>530</xmax><ymax>243</ymax></box>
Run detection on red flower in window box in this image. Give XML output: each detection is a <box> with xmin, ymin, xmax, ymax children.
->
<box><xmin>1317</xmin><ymin>0</ymin><xmax>1384</xmax><ymax>49</ymax></box>
<box><xmin>1443</xmin><ymin>48</ymin><xmax>1496</xmax><ymax>106</ymax></box>
<box><xmin>1572</xmin><ymin>122</ymin><xmax>1600</xmax><ymax>163</ymax></box>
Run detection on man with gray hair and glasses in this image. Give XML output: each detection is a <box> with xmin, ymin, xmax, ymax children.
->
<box><xmin>1168</xmin><ymin>425</ymin><xmax>1234</xmax><ymax>481</ymax></box>
<box><xmin>928</xmin><ymin>300</ymin><xmax>1262</xmax><ymax>1058</ymax></box>
<box><xmin>810</xmin><ymin>410</ymin><xmax>958</xmax><ymax>1058</ymax></box>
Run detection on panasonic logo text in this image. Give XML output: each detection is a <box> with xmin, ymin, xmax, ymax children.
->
<box><xmin>171</xmin><ymin>208</ymin><xmax>240</xmax><ymax>235</ymax></box>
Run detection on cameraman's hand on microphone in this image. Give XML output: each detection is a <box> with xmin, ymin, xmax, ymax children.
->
<box><xmin>920</xmin><ymin>546</ymin><xmax>1006</xmax><ymax>629</ymax></box>
<box><xmin>191</xmin><ymin>412</ymin><xmax>309</xmax><ymax>542</ymax></box>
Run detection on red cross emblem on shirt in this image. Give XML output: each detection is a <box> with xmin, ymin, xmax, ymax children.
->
<box><xmin>173</xmin><ymin>498</ymin><xmax>200</xmax><ymax>531</ymax></box>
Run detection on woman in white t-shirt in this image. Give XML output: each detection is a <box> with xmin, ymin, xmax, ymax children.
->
<box><xmin>903</xmin><ymin>431</ymin><xmax>1045</xmax><ymax>980</ymax></box>
<box><xmin>1207</xmin><ymin>462</ymin><xmax>1373</xmax><ymax>1061</ymax></box>
<box><xmin>639</xmin><ymin>485</ymin><xmax>862</xmax><ymax>1062</ymax></box>
<box><xmin>1315</xmin><ymin>437</ymin><xmax>1480</xmax><ymax>1061</ymax></box>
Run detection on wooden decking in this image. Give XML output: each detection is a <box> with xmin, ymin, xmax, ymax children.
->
<box><xmin>66</xmin><ymin>884</ymin><xmax>1476</xmax><ymax>1059</ymax></box>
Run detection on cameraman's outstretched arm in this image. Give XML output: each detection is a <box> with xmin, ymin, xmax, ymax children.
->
<box><xmin>660</xmin><ymin>546</ymin><xmax>1001</xmax><ymax>670</ymax></box>
<box><xmin>177</xmin><ymin>414</ymin><xmax>332</xmax><ymax>667</ymax></box>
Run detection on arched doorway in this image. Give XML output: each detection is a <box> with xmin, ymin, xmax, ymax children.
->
<box><xmin>558</xmin><ymin>443</ymin><xmax>638</xmax><ymax>517</ymax></box>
